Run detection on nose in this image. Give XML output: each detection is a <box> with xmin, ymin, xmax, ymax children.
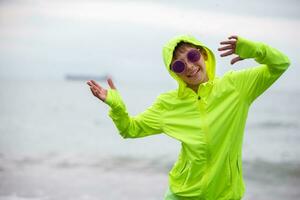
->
<box><xmin>185</xmin><ymin>62</ymin><xmax>197</xmax><ymax>73</ymax></box>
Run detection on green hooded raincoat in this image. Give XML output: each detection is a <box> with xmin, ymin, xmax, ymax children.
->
<box><xmin>104</xmin><ymin>35</ymin><xmax>290</xmax><ymax>200</ymax></box>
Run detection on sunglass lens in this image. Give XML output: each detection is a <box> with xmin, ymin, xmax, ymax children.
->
<box><xmin>187</xmin><ymin>49</ymin><xmax>200</xmax><ymax>62</ymax></box>
<box><xmin>171</xmin><ymin>60</ymin><xmax>185</xmax><ymax>73</ymax></box>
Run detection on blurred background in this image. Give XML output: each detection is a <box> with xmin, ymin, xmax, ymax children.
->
<box><xmin>0</xmin><ymin>0</ymin><xmax>299</xmax><ymax>199</ymax></box>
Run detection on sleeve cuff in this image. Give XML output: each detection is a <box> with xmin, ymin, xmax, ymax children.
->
<box><xmin>105</xmin><ymin>89</ymin><xmax>126</xmax><ymax>111</ymax></box>
<box><xmin>235</xmin><ymin>36</ymin><xmax>263</xmax><ymax>59</ymax></box>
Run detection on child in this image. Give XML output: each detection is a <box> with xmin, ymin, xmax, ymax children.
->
<box><xmin>87</xmin><ymin>35</ymin><xmax>290</xmax><ymax>200</ymax></box>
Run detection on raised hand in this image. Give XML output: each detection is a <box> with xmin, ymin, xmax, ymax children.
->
<box><xmin>218</xmin><ymin>35</ymin><xmax>244</xmax><ymax>65</ymax></box>
<box><xmin>86</xmin><ymin>78</ymin><xmax>116</xmax><ymax>102</ymax></box>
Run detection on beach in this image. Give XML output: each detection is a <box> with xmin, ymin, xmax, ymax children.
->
<box><xmin>0</xmin><ymin>80</ymin><xmax>299</xmax><ymax>200</ymax></box>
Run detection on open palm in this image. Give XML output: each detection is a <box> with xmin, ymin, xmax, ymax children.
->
<box><xmin>218</xmin><ymin>35</ymin><xmax>244</xmax><ymax>65</ymax></box>
<box><xmin>87</xmin><ymin>78</ymin><xmax>116</xmax><ymax>102</ymax></box>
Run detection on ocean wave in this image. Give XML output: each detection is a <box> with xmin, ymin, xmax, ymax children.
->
<box><xmin>0</xmin><ymin>153</ymin><xmax>172</xmax><ymax>174</ymax></box>
<box><xmin>0</xmin><ymin>153</ymin><xmax>300</xmax><ymax>178</ymax></box>
<box><xmin>0</xmin><ymin>154</ymin><xmax>300</xmax><ymax>200</ymax></box>
<box><xmin>0</xmin><ymin>194</ymin><xmax>100</xmax><ymax>200</ymax></box>
<box><xmin>0</xmin><ymin>194</ymin><xmax>46</xmax><ymax>200</ymax></box>
<box><xmin>248</xmin><ymin>121</ymin><xmax>299</xmax><ymax>129</ymax></box>
<box><xmin>243</xmin><ymin>159</ymin><xmax>300</xmax><ymax>182</ymax></box>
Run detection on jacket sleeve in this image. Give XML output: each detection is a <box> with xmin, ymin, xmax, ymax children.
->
<box><xmin>104</xmin><ymin>89</ymin><xmax>164</xmax><ymax>138</ymax></box>
<box><xmin>228</xmin><ymin>37</ymin><xmax>291</xmax><ymax>104</ymax></box>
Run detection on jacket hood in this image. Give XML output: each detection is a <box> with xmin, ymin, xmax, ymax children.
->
<box><xmin>162</xmin><ymin>35</ymin><xmax>216</xmax><ymax>97</ymax></box>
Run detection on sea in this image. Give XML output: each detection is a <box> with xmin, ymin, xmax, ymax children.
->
<box><xmin>0</xmin><ymin>79</ymin><xmax>299</xmax><ymax>200</ymax></box>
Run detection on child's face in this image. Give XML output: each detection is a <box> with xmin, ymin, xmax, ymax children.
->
<box><xmin>171</xmin><ymin>45</ymin><xmax>208</xmax><ymax>87</ymax></box>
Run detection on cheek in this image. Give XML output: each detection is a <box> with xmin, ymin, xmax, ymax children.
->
<box><xmin>199</xmin><ymin>60</ymin><xmax>207</xmax><ymax>71</ymax></box>
<box><xmin>177</xmin><ymin>74</ymin><xmax>187</xmax><ymax>80</ymax></box>
<box><xmin>177</xmin><ymin>74</ymin><xmax>190</xmax><ymax>83</ymax></box>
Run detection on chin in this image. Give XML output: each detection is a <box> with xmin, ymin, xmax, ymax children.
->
<box><xmin>187</xmin><ymin>80</ymin><xmax>202</xmax><ymax>86</ymax></box>
<box><xmin>184</xmin><ymin>72</ymin><xmax>207</xmax><ymax>85</ymax></box>
<box><xmin>190</xmin><ymin>76</ymin><xmax>203</xmax><ymax>85</ymax></box>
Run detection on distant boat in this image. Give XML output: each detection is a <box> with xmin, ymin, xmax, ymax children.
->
<box><xmin>65</xmin><ymin>74</ymin><xmax>109</xmax><ymax>81</ymax></box>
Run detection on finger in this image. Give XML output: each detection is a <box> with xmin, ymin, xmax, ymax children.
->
<box><xmin>107</xmin><ymin>78</ymin><xmax>116</xmax><ymax>90</ymax></box>
<box><xmin>91</xmin><ymin>80</ymin><xmax>103</xmax><ymax>90</ymax></box>
<box><xmin>231</xmin><ymin>56</ymin><xmax>244</xmax><ymax>65</ymax></box>
<box><xmin>220</xmin><ymin>40</ymin><xmax>235</xmax><ymax>45</ymax></box>
<box><xmin>228</xmin><ymin>35</ymin><xmax>238</xmax><ymax>40</ymax></box>
<box><xmin>90</xmin><ymin>87</ymin><xmax>105</xmax><ymax>101</ymax></box>
<box><xmin>94</xmin><ymin>88</ymin><xmax>104</xmax><ymax>100</ymax></box>
<box><xmin>218</xmin><ymin>45</ymin><xmax>233</xmax><ymax>51</ymax></box>
<box><xmin>220</xmin><ymin>49</ymin><xmax>234</xmax><ymax>57</ymax></box>
<box><xmin>91</xmin><ymin>85</ymin><xmax>101</xmax><ymax>94</ymax></box>
<box><xmin>91</xmin><ymin>85</ymin><xmax>98</xmax><ymax>93</ymax></box>
<box><xmin>88</xmin><ymin>80</ymin><xmax>97</xmax><ymax>88</ymax></box>
<box><xmin>98</xmin><ymin>91</ymin><xmax>107</xmax><ymax>102</ymax></box>
<box><xmin>90</xmin><ymin>87</ymin><xmax>97</xmax><ymax>97</ymax></box>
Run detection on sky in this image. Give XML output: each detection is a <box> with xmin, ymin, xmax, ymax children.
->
<box><xmin>0</xmin><ymin>0</ymin><xmax>299</xmax><ymax>88</ymax></box>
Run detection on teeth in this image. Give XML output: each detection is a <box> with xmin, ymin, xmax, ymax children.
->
<box><xmin>187</xmin><ymin>69</ymin><xmax>199</xmax><ymax>77</ymax></box>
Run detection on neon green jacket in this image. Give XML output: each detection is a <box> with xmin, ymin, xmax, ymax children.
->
<box><xmin>105</xmin><ymin>36</ymin><xmax>290</xmax><ymax>199</ymax></box>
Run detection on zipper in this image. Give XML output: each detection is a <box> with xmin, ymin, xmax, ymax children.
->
<box><xmin>197</xmin><ymin>95</ymin><xmax>211</xmax><ymax>194</ymax></box>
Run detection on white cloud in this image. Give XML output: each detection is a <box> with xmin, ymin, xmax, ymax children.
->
<box><xmin>31</xmin><ymin>1</ymin><xmax>300</xmax><ymax>45</ymax></box>
<box><xmin>1</xmin><ymin>0</ymin><xmax>299</xmax><ymax>46</ymax></box>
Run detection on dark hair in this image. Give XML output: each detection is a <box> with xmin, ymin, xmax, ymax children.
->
<box><xmin>172</xmin><ymin>42</ymin><xmax>204</xmax><ymax>61</ymax></box>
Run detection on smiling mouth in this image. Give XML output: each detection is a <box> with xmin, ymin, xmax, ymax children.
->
<box><xmin>187</xmin><ymin>68</ymin><xmax>200</xmax><ymax>78</ymax></box>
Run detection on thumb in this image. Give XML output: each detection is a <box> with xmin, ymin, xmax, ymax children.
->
<box><xmin>107</xmin><ymin>77</ymin><xmax>117</xmax><ymax>90</ymax></box>
<box><xmin>231</xmin><ymin>56</ymin><xmax>244</xmax><ymax>65</ymax></box>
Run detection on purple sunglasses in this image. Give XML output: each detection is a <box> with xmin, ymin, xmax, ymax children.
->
<box><xmin>170</xmin><ymin>49</ymin><xmax>201</xmax><ymax>73</ymax></box>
